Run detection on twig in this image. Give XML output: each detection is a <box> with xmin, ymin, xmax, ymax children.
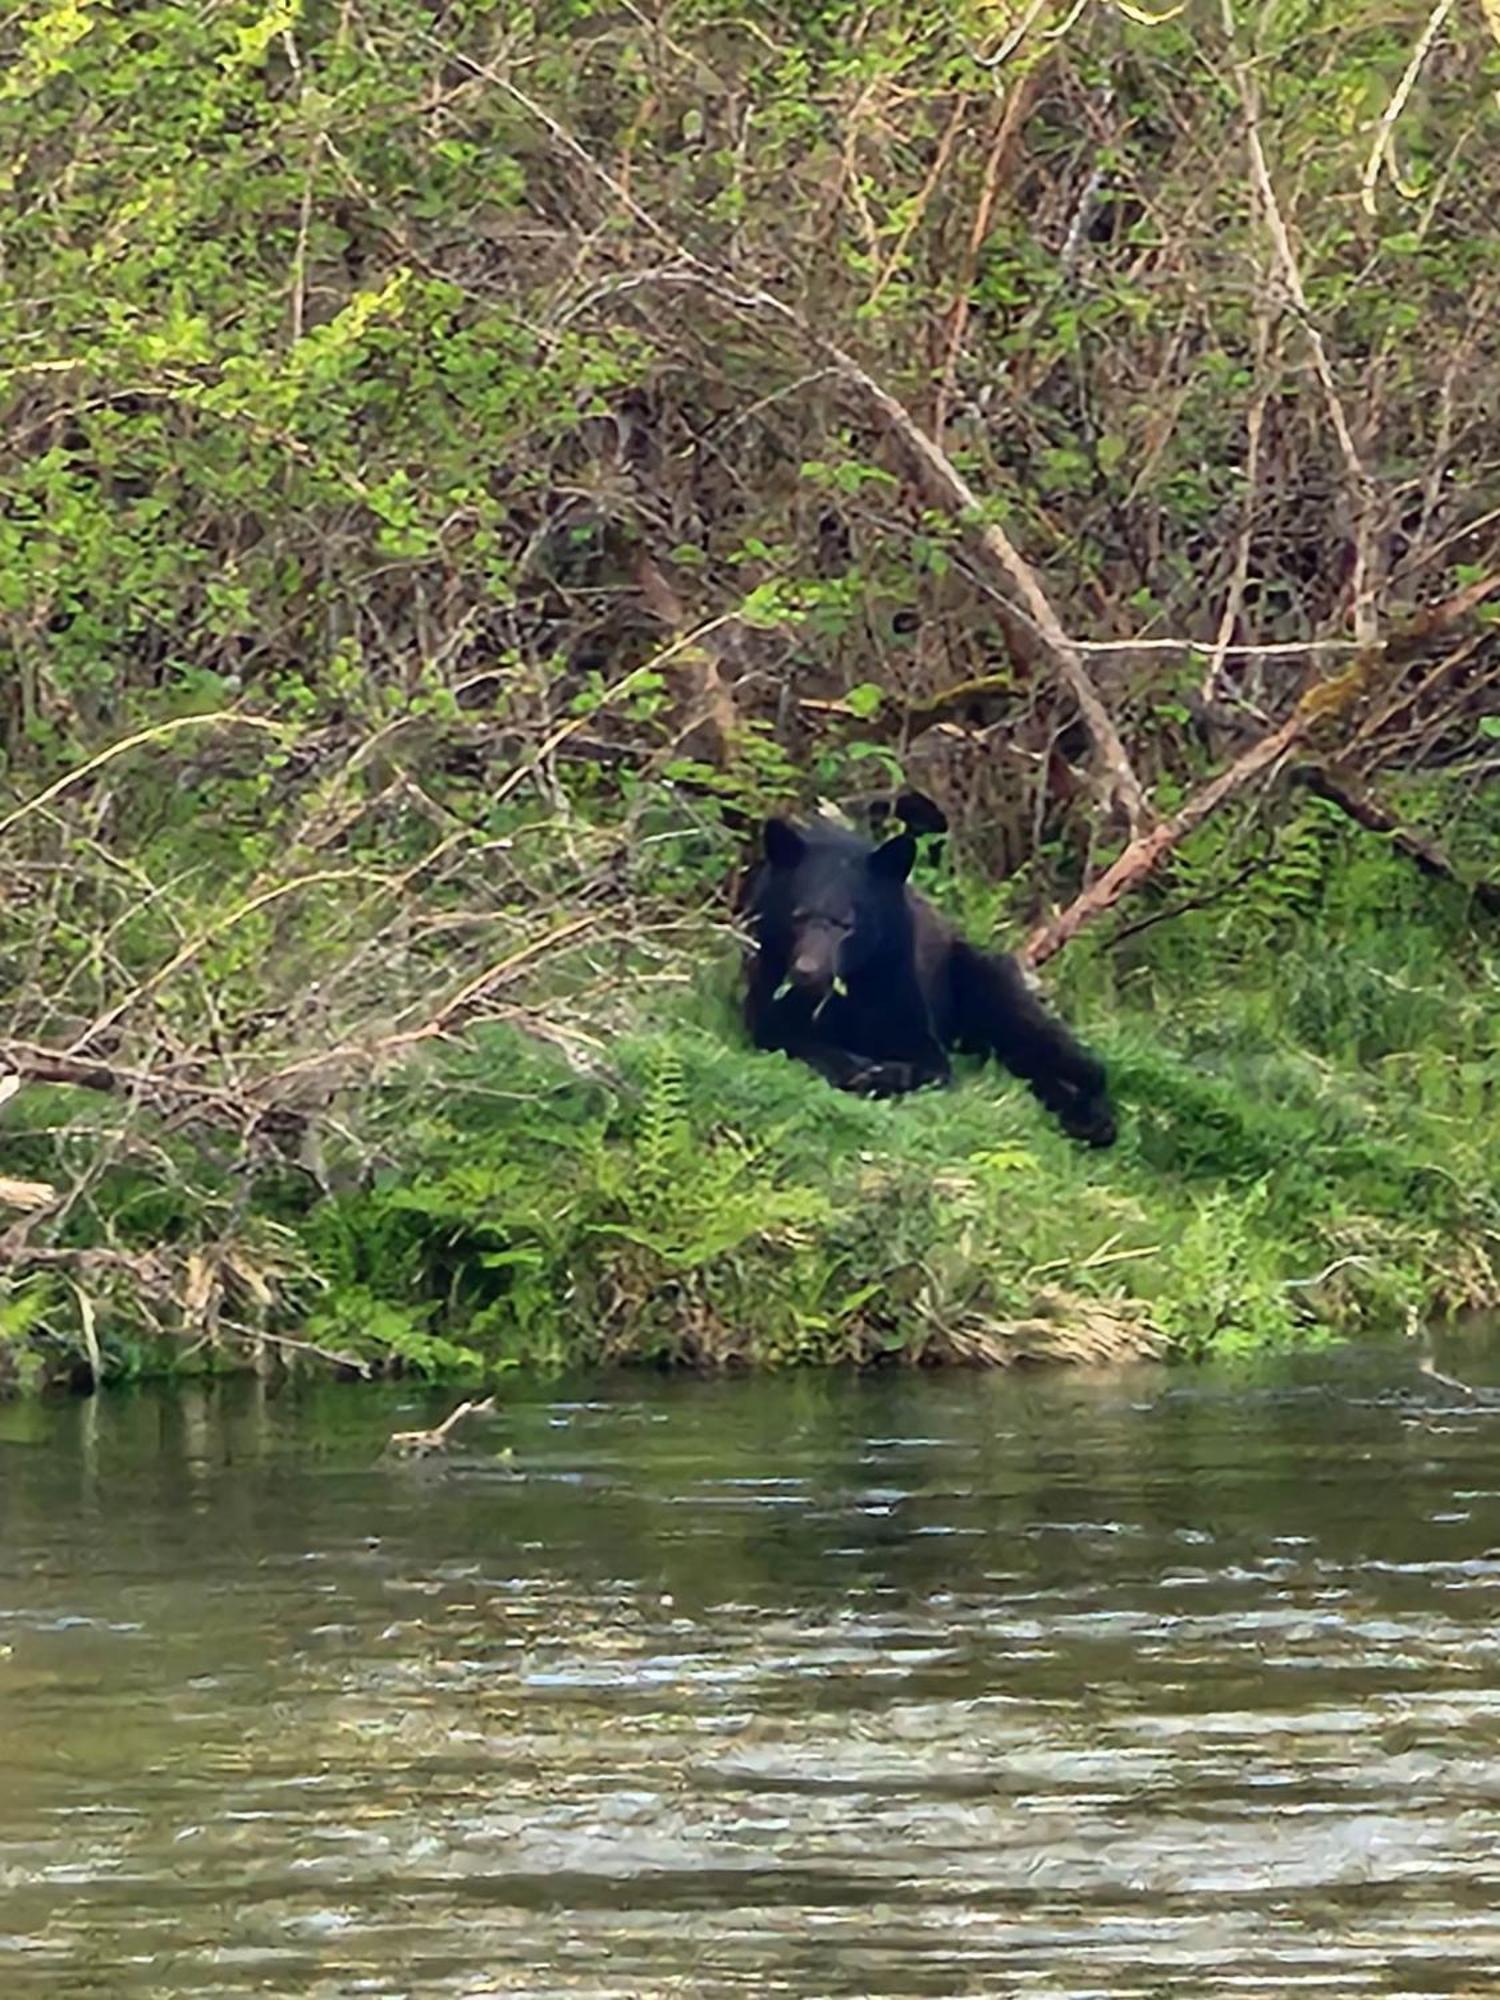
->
<box><xmin>1201</xmin><ymin>302</ymin><xmax>1273</xmax><ymax>703</ymax></box>
<box><xmin>1103</xmin><ymin>851</ymin><xmax>1264</xmax><ymax>950</ymax></box>
<box><xmin>868</xmin><ymin>92</ymin><xmax>966</xmax><ymax>309</ymax></box>
<box><xmin>487</xmin><ymin>616</ymin><xmax>741</xmax><ymax>815</ymax></box>
<box><xmin>1417</xmin><ymin>1355</ymin><xmax>1479</xmax><ymax>1399</ymax></box>
<box><xmin>289</xmin><ymin>131</ymin><xmax>325</xmax><ymax>344</ymax></box>
<box><xmin>1078</xmin><ymin>636</ymin><xmax>1362</xmax><ymax>657</ymax></box>
<box><xmin>68</xmin><ymin>869</ymin><xmax>396</xmax><ymax>1056</ymax></box>
<box><xmin>934</xmin><ymin>77</ymin><xmax>1035</xmax><ymax>437</ymax></box>
<box><xmin>388</xmin><ymin>1395</ymin><xmax>497</xmax><ymax>1457</ymax></box>
<box><xmin>1284</xmin><ymin>1254</ymin><xmax>1376</xmax><ymax>1291</ymax></box>
<box><xmin>1359</xmin><ymin>0</ymin><xmax>1458</xmax><ymax>217</ymax></box>
<box><xmin>962</xmin><ymin>0</ymin><xmax>1088</xmax><ymax>70</ymax></box>
<box><xmin>251</xmin><ymin>909</ymin><xmax>607</xmax><ymax>1095</ymax></box>
<box><xmin>0</xmin><ymin>713</ymin><xmax>285</xmax><ymax>844</ymax></box>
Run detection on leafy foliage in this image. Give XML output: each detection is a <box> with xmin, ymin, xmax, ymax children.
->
<box><xmin>0</xmin><ymin>0</ymin><xmax>1497</xmax><ymax>1386</ymax></box>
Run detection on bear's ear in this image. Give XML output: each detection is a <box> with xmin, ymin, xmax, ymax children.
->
<box><xmin>868</xmin><ymin>831</ymin><xmax>916</xmax><ymax>884</ymax></box>
<box><xmin>894</xmin><ymin>789</ymin><xmax>948</xmax><ymax>837</ymax></box>
<box><xmin>762</xmin><ymin>818</ymin><xmax>806</xmax><ymax>870</ymax></box>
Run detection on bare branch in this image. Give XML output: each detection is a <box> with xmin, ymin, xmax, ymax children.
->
<box><xmin>1359</xmin><ymin>0</ymin><xmax>1459</xmax><ymax>217</ymax></box>
<box><xmin>462</xmin><ymin>39</ymin><xmax>1152</xmax><ymax>830</ymax></box>
<box><xmin>1301</xmin><ymin>763</ymin><xmax>1500</xmax><ymax>914</ymax></box>
<box><xmin>1022</xmin><ymin>690</ymin><xmax>1313</xmax><ymax>966</ymax></box>
<box><xmin>1221</xmin><ymin>0</ymin><xmax>1382</xmax><ymax>643</ymax></box>
<box><xmin>0</xmin><ymin>1041</ymin><xmax>279</xmax><ymax>1134</ymax></box>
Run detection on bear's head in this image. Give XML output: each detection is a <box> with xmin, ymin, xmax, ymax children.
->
<box><xmin>760</xmin><ymin>816</ymin><xmax>915</xmax><ymax>1001</ymax></box>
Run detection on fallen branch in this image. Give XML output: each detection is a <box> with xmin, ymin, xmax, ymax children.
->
<box><xmin>1023</xmin><ymin>573</ymin><xmax>1500</xmax><ymax>964</ymax></box>
<box><xmin>1301</xmin><ymin>764</ymin><xmax>1500</xmax><ymax>915</ymax></box>
<box><xmin>0</xmin><ymin>1040</ymin><xmax>285</xmax><ymax>1134</ymax></box>
<box><xmin>1022</xmin><ymin>688</ymin><xmax>1312</xmax><ymax>966</ymax></box>
<box><xmin>216</xmin><ymin>1320</ymin><xmax>371</xmax><ymax>1376</ymax></box>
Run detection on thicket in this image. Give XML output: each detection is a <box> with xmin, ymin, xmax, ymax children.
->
<box><xmin>0</xmin><ymin>0</ymin><xmax>1497</xmax><ymax>1386</ymax></box>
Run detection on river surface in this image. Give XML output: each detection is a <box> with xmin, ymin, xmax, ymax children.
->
<box><xmin>5</xmin><ymin>1347</ymin><xmax>1500</xmax><ymax>1997</ymax></box>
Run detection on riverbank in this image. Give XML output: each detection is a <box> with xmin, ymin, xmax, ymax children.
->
<box><xmin>298</xmin><ymin>941</ymin><xmax>1496</xmax><ymax>1376</ymax></box>
<box><xmin>4</xmin><ymin>819</ymin><xmax>1494</xmax><ymax>1391</ymax></box>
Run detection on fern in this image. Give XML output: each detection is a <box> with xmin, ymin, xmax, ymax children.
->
<box><xmin>635</xmin><ymin>1041</ymin><xmax>693</xmax><ymax>1198</ymax></box>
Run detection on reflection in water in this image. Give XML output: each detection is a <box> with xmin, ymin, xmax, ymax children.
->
<box><xmin>3</xmin><ymin>1348</ymin><xmax>1500</xmax><ymax>1995</ymax></box>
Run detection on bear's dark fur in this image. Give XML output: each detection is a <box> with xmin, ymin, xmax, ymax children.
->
<box><xmin>739</xmin><ymin>813</ymin><xmax>1117</xmax><ymax>1148</ymax></box>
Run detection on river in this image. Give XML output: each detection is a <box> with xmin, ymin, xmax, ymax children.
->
<box><xmin>4</xmin><ymin>1347</ymin><xmax>1500</xmax><ymax>1996</ymax></box>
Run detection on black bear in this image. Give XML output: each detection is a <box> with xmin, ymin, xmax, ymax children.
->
<box><xmin>739</xmin><ymin>812</ymin><xmax>1116</xmax><ymax>1148</ymax></box>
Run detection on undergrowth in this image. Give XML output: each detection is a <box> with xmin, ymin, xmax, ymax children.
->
<box><xmin>300</xmin><ymin>982</ymin><xmax>1496</xmax><ymax>1376</ymax></box>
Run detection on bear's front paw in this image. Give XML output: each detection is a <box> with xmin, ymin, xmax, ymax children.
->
<box><xmin>848</xmin><ymin>1060</ymin><xmax>924</xmax><ymax>1098</ymax></box>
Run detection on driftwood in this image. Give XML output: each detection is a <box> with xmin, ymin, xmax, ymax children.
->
<box><xmin>387</xmin><ymin>1396</ymin><xmax>498</xmax><ymax>1458</ymax></box>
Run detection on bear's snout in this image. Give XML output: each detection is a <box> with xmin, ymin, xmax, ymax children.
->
<box><xmin>790</xmin><ymin>950</ymin><xmax>834</xmax><ymax>995</ymax></box>
<box><xmin>788</xmin><ymin>924</ymin><xmax>842</xmax><ymax>996</ymax></box>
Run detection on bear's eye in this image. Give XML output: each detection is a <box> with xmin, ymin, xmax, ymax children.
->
<box><xmin>792</xmin><ymin>909</ymin><xmax>850</xmax><ymax>929</ymax></box>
